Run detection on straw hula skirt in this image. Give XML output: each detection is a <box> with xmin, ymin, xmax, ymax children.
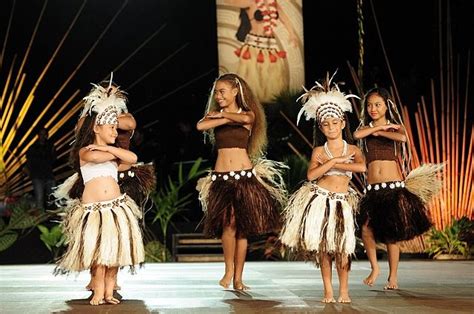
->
<box><xmin>197</xmin><ymin>159</ymin><xmax>287</xmax><ymax>238</ymax></box>
<box><xmin>55</xmin><ymin>194</ymin><xmax>145</xmax><ymax>274</ymax></box>
<box><xmin>280</xmin><ymin>182</ymin><xmax>359</xmax><ymax>269</ymax></box>
<box><xmin>358</xmin><ymin>164</ymin><xmax>444</xmax><ymax>244</ymax></box>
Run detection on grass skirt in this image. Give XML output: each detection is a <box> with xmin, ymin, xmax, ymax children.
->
<box><xmin>280</xmin><ymin>182</ymin><xmax>358</xmax><ymax>269</ymax></box>
<box><xmin>197</xmin><ymin>159</ymin><xmax>288</xmax><ymax>238</ymax></box>
<box><xmin>118</xmin><ymin>163</ymin><xmax>156</xmax><ymax>208</ymax></box>
<box><xmin>358</xmin><ymin>182</ymin><xmax>431</xmax><ymax>244</ymax></box>
<box><xmin>358</xmin><ymin>163</ymin><xmax>443</xmax><ymax>244</ymax></box>
<box><xmin>55</xmin><ymin>194</ymin><xmax>145</xmax><ymax>274</ymax></box>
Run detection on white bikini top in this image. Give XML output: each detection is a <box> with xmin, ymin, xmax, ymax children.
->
<box><xmin>80</xmin><ymin>161</ymin><xmax>118</xmax><ymax>183</ymax></box>
<box><xmin>323</xmin><ymin>140</ymin><xmax>353</xmax><ymax>179</ymax></box>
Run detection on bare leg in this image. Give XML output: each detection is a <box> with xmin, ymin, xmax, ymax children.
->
<box><xmin>90</xmin><ymin>265</ymin><xmax>105</xmax><ymax>305</ymax></box>
<box><xmin>87</xmin><ymin>269</ymin><xmax>120</xmax><ymax>291</ymax></box>
<box><xmin>233</xmin><ymin>237</ymin><xmax>249</xmax><ymax>290</ymax></box>
<box><xmin>320</xmin><ymin>253</ymin><xmax>335</xmax><ymax>303</ymax></box>
<box><xmin>361</xmin><ymin>223</ymin><xmax>380</xmax><ymax>286</ymax></box>
<box><xmin>104</xmin><ymin>267</ymin><xmax>120</xmax><ymax>304</ymax></box>
<box><xmin>220</xmin><ymin>225</ymin><xmax>236</xmax><ymax>288</ymax></box>
<box><xmin>86</xmin><ymin>269</ymin><xmax>94</xmax><ymax>290</ymax></box>
<box><xmin>336</xmin><ymin>260</ymin><xmax>351</xmax><ymax>303</ymax></box>
<box><xmin>385</xmin><ymin>243</ymin><xmax>399</xmax><ymax>290</ymax></box>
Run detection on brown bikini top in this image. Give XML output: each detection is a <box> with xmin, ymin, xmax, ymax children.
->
<box><xmin>215</xmin><ymin>124</ymin><xmax>250</xmax><ymax>149</ymax></box>
<box><xmin>365</xmin><ymin>135</ymin><xmax>397</xmax><ymax>164</ymax></box>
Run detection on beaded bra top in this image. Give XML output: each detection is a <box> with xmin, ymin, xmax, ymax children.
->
<box><xmin>323</xmin><ymin>140</ymin><xmax>352</xmax><ymax>179</ymax></box>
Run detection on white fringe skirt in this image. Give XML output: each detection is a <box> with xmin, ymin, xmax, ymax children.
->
<box><xmin>280</xmin><ymin>182</ymin><xmax>358</xmax><ymax>269</ymax></box>
<box><xmin>55</xmin><ymin>194</ymin><xmax>145</xmax><ymax>274</ymax></box>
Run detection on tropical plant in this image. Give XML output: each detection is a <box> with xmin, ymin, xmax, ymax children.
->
<box><xmin>144</xmin><ymin>240</ymin><xmax>172</xmax><ymax>262</ymax></box>
<box><xmin>149</xmin><ymin>158</ymin><xmax>208</xmax><ymax>261</ymax></box>
<box><xmin>0</xmin><ymin>196</ymin><xmax>50</xmax><ymax>252</ymax></box>
<box><xmin>37</xmin><ymin>224</ymin><xmax>66</xmax><ymax>261</ymax></box>
<box><xmin>283</xmin><ymin>155</ymin><xmax>309</xmax><ymax>193</ymax></box>
<box><xmin>425</xmin><ymin>217</ymin><xmax>473</xmax><ymax>259</ymax></box>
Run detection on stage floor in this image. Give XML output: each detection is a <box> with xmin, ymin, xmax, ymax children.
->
<box><xmin>0</xmin><ymin>260</ymin><xmax>473</xmax><ymax>313</ymax></box>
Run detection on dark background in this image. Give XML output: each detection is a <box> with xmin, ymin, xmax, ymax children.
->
<box><xmin>0</xmin><ymin>0</ymin><xmax>472</xmax><ymax>263</ymax></box>
<box><xmin>1</xmin><ymin>0</ymin><xmax>472</xmax><ymax>166</ymax></box>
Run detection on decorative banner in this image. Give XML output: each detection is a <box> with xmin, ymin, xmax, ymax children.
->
<box><xmin>216</xmin><ymin>0</ymin><xmax>304</xmax><ymax>103</ymax></box>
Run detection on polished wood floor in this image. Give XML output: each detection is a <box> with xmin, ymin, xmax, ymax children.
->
<box><xmin>0</xmin><ymin>260</ymin><xmax>473</xmax><ymax>313</ymax></box>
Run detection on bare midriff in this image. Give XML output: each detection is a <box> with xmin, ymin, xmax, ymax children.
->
<box><xmin>316</xmin><ymin>175</ymin><xmax>351</xmax><ymax>193</ymax></box>
<box><xmin>82</xmin><ymin>177</ymin><xmax>121</xmax><ymax>203</ymax></box>
<box><xmin>214</xmin><ymin>148</ymin><xmax>253</xmax><ymax>172</ymax></box>
<box><xmin>367</xmin><ymin>160</ymin><xmax>403</xmax><ymax>184</ymax></box>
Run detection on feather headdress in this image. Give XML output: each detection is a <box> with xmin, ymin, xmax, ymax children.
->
<box><xmin>297</xmin><ymin>71</ymin><xmax>359</xmax><ymax>125</ymax></box>
<box><xmin>79</xmin><ymin>75</ymin><xmax>128</xmax><ymax>125</ymax></box>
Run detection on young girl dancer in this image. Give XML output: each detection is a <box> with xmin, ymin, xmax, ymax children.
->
<box><xmin>354</xmin><ymin>87</ymin><xmax>443</xmax><ymax>290</ymax></box>
<box><xmin>280</xmin><ymin>74</ymin><xmax>366</xmax><ymax>303</ymax></box>
<box><xmin>196</xmin><ymin>73</ymin><xmax>287</xmax><ymax>290</ymax></box>
<box><xmin>54</xmin><ymin>81</ymin><xmax>155</xmax><ymax>294</ymax></box>
<box><xmin>55</xmin><ymin>82</ymin><xmax>145</xmax><ymax>305</ymax></box>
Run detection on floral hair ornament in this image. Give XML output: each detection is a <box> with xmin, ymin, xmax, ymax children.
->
<box><xmin>79</xmin><ymin>73</ymin><xmax>128</xmax><ymax>125</ymax></box>
<box><xmin>296</xmin><ymin>71</ymin><xmax>359</xmax><ymax>125</ymax></box>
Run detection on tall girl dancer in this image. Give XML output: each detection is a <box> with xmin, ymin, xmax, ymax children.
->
<box><xmin>196</xmin><ymin>73</ymin><xmax>287</xmax><ymax>290</ymax></box>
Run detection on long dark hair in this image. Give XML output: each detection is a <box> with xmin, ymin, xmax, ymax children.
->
<box><xmin>70</xmin><ymin>113</ymin><xmax>97</xmax><ymax>172</ymax></box>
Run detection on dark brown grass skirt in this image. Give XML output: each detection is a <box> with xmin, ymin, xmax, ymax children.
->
<box><xmin>204</xmin><ymin>170</ymin><xmax>281</xmax><ymax>238</ymax></box>
<box><xmin>358</xmin><ymin>182</ymin><xmax>432</xmax><ymax>244</ymax></box>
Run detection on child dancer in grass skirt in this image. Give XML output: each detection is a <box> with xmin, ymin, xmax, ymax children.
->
<box><xmin>54</xmin><ymin>81</ymin><xmax>145</xmax><ymax>306</ymax></box>
<box><xmin>354</xmin><ymin>87</ymin><xmax>443</xmax><ymax>290</ymax></box>
<box><xmin>196</xmin><ymin>73</ymin><xmax>287</xmax><ymax>290</ymax></box>
<box><xmin>280</xmin><ymin>73</ymin><xmax>366</xmax><ymax>303</ymax></box>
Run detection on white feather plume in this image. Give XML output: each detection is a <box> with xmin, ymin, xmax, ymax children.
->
<box><xmin>296</xmin><ymin>73</ymin><xmax>360</xmax><ymax>125</ymax></box>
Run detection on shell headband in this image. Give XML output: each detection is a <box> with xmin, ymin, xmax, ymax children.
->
<box><xmin>80</xmin><ymin>76</ymin><xmax>128</xmax><ymax>125</ymax></box>
<box><xmin>297</xmin><ymin>72</ymin><xmax>359</xmax><ymax>125</ymax></box>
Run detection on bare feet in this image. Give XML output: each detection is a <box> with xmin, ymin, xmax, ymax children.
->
<box><xmin>363</xmin><ymin>266</ymin><xmax>380</xmax><ymax>287</ymax></box>
<box><xmin>90</xmin><ymin>291</ymin><xmax>104</xmax><ymax>306</ymax></box>
<box><xmin>219</xmin><ymin>273</ymin><xmax>233</xmax><ymax>289</ymax></box>
<box><xmin>321</xmin><ymin>297</ymin><xmax>336</xmax><ymax>303</ymax></box>
<box><xmin>384</xmin><ymin>277</ymin><xmax>398</xmax><ymax>290</ymax></box>
<box><xmin>233</xmin><ymin>281</ymin><xmax>250</xmax><ymax>291</ymax></box>
<box><xmin>105</xmin><ymin>296</ymin><xmax>121</xmax><ymax>304</ymax></box>
<box><xmin>338</xmin><ymin>295</ymin><xmax>352</xmax><ymax>303</ymax></box>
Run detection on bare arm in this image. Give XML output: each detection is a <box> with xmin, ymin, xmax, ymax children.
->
<box><xmin>118</xmin><ymin>113</ymin><xmax>136</xmax><ymax>131</ymax></box>
<box><xmin>307</xmin><ymin>147</ymin><xmax>353</xmax><ymax>181</ymax></box>
<box><xmin>196</xmin><ymin>117</ymin><xmax>232</xmax><ymax>131</ymax></box>
<box><xmin>354</xmin><ymin>124</ymin><xmax>407</xmax><ymax>142</ymax></box>
<box><xmin>219</xmin><ymin>111</ymin><xmax>255</xmax><ymax>125</ymax></box>
<box><xmin>331</xmin><ymin>146</ymin><xmax>367</xmax><ymax>173</ymax></box>
<box><xmin>81</xmin><ymin>145</ymin><xmax>137</xmax><ymax>164</ymax></box>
